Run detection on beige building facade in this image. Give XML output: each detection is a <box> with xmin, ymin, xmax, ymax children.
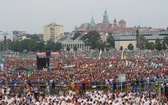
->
<box><xmin>114</xmin><ymin>30</ymin><xmax>168</xmax><ymax>50</ymax></box>
<box><xmin>43</xmin><ymin>23</ymin><xmax>64</xmax><ymax>41</ymax></box>
<box><xmin>115</xmin><ymin>40</ymin><xmax>137</xmax><ymax>50</ymax></box>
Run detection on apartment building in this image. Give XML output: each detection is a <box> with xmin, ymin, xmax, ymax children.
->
<box><xmin>43</xmin><ymin>23</ymin><xmax>64</xmax><ymax>41</ymax></box>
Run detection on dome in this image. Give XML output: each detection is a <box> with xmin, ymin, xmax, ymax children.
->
<box><xmin>119</xmin><ymin>19</ymin><xmax>126</xmax><ymax>23</ymax></box>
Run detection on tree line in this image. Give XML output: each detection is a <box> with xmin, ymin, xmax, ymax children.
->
<box><xmin>1</xmin><ymin>31</ymin><xmax>168</xmax><ymax>52</ymax></box>
<box><xmin>81</xmin><ymin>31</ymin><xmax>168</xmax><ymax>51</ymax></box>
<box><xmin>126</xmin><ymin>35</ymin><xmax>168</xmax><ymax>51</ymax></box>
<box><xmin>10</xmin><ymin>39</ymin><xmax>62</xmax><ymax>52</ymax></box>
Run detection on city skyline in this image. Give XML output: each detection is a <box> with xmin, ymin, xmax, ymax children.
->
<box><xmin>0</xmin><ymin>0</ymin><xmax>168</xmax><ymax>34</ymax></box>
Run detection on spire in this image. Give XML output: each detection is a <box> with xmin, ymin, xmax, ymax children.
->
<box><xmin>103</xmin><ymin>10</ymin><xmax>109</xmax><ymax>23</ymax></box>
<box><xmin>113</xmin><ymin>18</ymin><xmax>117</xmax><ymax>27</ymax></box>
<box><xmin>114</xmin><ymin>18</ymin><xmax>117</xmax><ymax>22</ymax></box>
<box><xmin>90</xmin><ymin>15</ymin><xmax>96</xmax><ymax>26</ymax></box>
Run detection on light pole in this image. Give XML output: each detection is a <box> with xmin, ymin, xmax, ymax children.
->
<box><xmin>135</xmin><ymin>25</ymin><xmax>141</xmax><ymax>56</ymax></box>
<box><xmin>3</xmin><ymin>33</ymin><xmax>7</xmax><ymax>52</ymax></box>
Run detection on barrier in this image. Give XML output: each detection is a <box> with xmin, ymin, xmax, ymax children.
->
<box><xmin>1</xmin><ymin>80</ymin><xmax>166</xmax><ymax>94</ymax></box>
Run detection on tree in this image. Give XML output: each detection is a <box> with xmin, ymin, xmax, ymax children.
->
<box><xmin>45</xmin><ymin>39</ymin><xmax>56</xmax><ymax>51</ymax></box>
<box><xmin>106</xmin><ymin>33</ymin><xmax>115</xmax><ymax>48</ymax></box>
<box><xmin>11</xmin><ymin>40</ymin><xmax>21</xmax><ymax>52</ymax></box>
<box><xmin>81</xmin><ymin>31</ymin><xmax>101</xmax><ymax>49</ymax></box>
<box><xmin>36</xmin><ymin>41</ymin><xmax>45</xmax><ymax>51</ymax></box>
<box><xmin>127</xmin><ymin>43</ymin><xmax>134</xmax><ymax>50</ymax></box>
<box><xmin>155</xmin><ymin>38</ymin><xmax>162</xmax><ymax>51</ymax></box>
<box><xmin>145</xmin><ymin>41</ymin><xmax>155</xmax><ymax>50</ymax></box>
<box><xmin>72</xmin><ymin>32</ymin><xmax>81</xmax><ymax>40</ymax></box>
<box><xmin>66</xmin><ymin>46</ymin><xmax>70</xmax><ymax>52</ymax></box>
<box><xmin>96</xmin><ymin>40</ymin><xmax>106</xmax><ymax>51</ymax></box>
<box><xmin>73</xmin><ymin>46</ymin><xmax>78</xmax><ymax>52</ymax></box>
<box><xmin>27</xmin><ymin>39</ymin><xmax>37</xmax><ymax>51</ymax></box>
<box><xmin>55</xmin><ymin>42</ymin><xmax>62</xmax><ymax>51</ymax></box>
<box><xmin>30</xmin><ymin>34</ymin><xmax>40</xmax><ymax>41</ymax></box>
<box><xmin>138</xmin><ymin>35</ymin><xmax>147</xmax><ymax>50</ymax></box>
<box><xmin>26</xmin><ymin>34</ymin><xmax>40</xmax><ymax>41</ymax></box>
<box><xmin>20</xmin><ymin>39</ymin><xmax>32</xmax><ymax>51</ymax></box>
<box><xmin>163</xmin><ymin>36</ymin><xmax>168</xmax><ymax>47</ymax></box>
<box><xmin>73</xmin><ymin>46</ymin><xmax>78</xmax><ymax>56</ymax></box>
<box><xmin>119</xmin><ymin>46</ymin><xmax>123</xmax><ymax>51</ymax></box>
<box><xmin>162</xmin><ymin>43</ymin><xmax>167</xmax><ymax>50</ymax></box>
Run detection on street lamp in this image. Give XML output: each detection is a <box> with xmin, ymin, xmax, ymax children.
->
<box><xmin>134</xmin><ymin>25</ymin><xmax>141</xmax><ymax>56</ymax></box>
<box><xmin>3</xmin><ymin>33</ymin><xmax>7</xmax><ymax>52</ymax></box>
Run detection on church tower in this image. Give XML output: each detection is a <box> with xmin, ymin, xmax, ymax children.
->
<box><xmin>103</xmin><ymin>10</ymin><xmax>109</xmax><ymax>23</ymax></box>
<box><xmin>90</xmin><ymin>16</ymin><xmax>96</xmax><ymax>26</ymax></box>
<box><xmin>90</xmin><ymin>16</ymin><xmax>96</xmax><ymax>30</ymax></box>
<box><xmin>113</xmin><ymin>18</ymin><xmax>117</xmax><ymax>27</ymax></box>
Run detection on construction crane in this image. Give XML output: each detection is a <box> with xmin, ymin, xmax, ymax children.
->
<box><xmin>0</xmin><ymin>32</ymin><xmax>12</xmax><ymax>52</ymax></box>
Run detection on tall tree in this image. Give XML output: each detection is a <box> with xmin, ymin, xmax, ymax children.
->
<box><xmin>162</xmin><ymin>43</ymin><xmax>167</xmax><ymax>50</ymax></box>
<box><xmin>35</xmin><ymin>41</ymin><xmax>45</xmax><ymax>52</ymax></box>
<box><xmin>106</xmin><ymin>33</ymin><xmax>115</xmax><ymax>48</ymax></box>
<box><xmin>138</xmin><ymin>35</ymin><xmax>147</xmax><ymax>50</ymax></box>
<box><xmin>163</xmin><ymin>36</ymin><xmax>168</xmax><ymax>47</ymax></box>
<box><xmin>11</xmin><ymin>40</ymin><xmax>21</xmax><ymax>52</ymax></box>
<box><xmin>82</xmin><ymin>31</ymin><xmax>101</xmax><ymax>49</ymax></box>
<box><xmin>28</xmin><ymin>39</ymin><xmax>37</xmax><ymax>51</ymax></box>
<box><xmin>73</xmin><ymin>46</ymin><xmax>78</xmax><ymax>52</ymax></box>
<box><xmin>145</xmin><ymin>41</ymin><xmax>155</xmax><ymax>50</ymax></box>
<box><xmin>97</xmin><ymin>40</ymin><xmax>106</xmax><ymax>51</ymax></box>
<box><xmin>31</xmin><ymin>34</ymin><xmax>40</xmax><ymax>41</ymax></box>
<box><xmin>45</xmin><ymin>39</ymin><xmax>55</xmax><ymax>51</ymax></box>
<box><xmin>155</xmin><ymin>38</ymin><xmax>162</xmax><ymax>51</ymax></box>
<box><xmin>66</xmin><ymin>46</ymin><xmax>70</xmax><ymax>52</ymax></box>
<box><xmin>20</xmin><ymin>39</ymin><xmax>32</xmax><ymax>51</ymax></box>
<box><xmin>119</xmin><ymin>46</ymin><xmax>123</xmax><ymax>51</ymax></box>
<box><xmin>55</xmin><ymin>42</ymin><xmax>62</xmax><ymax>51</ymax></box>
<box><xmin>127</xmin><ymin>43</ymin><xmax>134</xmax><ymax>50</ymax></box>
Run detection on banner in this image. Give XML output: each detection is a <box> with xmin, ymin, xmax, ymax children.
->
<box><xmin>51</xmin><ymin>52</ymin><xmax>61</xmax><ymax>55</ymax></box>
<box><xmin>36</xmin><ymin>52</ymin><xmax>46</xmax><ymax>56</ymax></box>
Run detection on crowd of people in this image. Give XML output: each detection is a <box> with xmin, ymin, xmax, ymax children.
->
<box><xmin>1</xmin><ymin>89</ymin><xmax>168</xmax><ymax>105</ymax></box>
<box><xmin>0</xmin><ymin>51</ymin><xmax>168</xmax><ymax>104</ymax></box>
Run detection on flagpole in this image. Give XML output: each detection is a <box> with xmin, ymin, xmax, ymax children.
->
<box><xmin>121</xmin><ymin>49</ymin><xmax>124</xmax><ymax>60</ymax></box>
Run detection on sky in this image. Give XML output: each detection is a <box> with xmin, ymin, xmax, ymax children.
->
<box><xmin>0</xmin><ymin>0</ymin><xmax>168</xmax><ymax>34</ymax></box>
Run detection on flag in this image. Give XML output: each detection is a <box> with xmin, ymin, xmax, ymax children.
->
<box><xmin>28</xmin><ymin>71</ymin><xmax>31</xmax><ymax>77</ymax></box>
<box><xmin>141</xmin><ymin>55</ymin><xmax>145</xmax><ymax>59</ymax></box>
<box><xmin>98</xmin><ymin>50</ymin><xmax>102</xmax><ymax>60</ymax></box>
<box><xmin>18</xmin><ymin>72</ymin><xmax>21</xmax><ymax>78</ymax></box>
<box><xmin>124</xmin><ymin>54</ymin><xmax>127</xmax><ymax>60</ymax></box>
<box><xmin>111</xmin><ymin>58</ymin><xmax>114</xmax><ymax>64</ymax></box>
<box><xmin>121</xmin><ymin>49</ymin><xmax>124</xmax><ymax>59</ymax></box>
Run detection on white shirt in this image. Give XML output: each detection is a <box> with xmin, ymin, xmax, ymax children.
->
<box><xmin>144</xmin><ymin>100</ymin><xmax>150</xmax><ymax>105</ymax></box>
<box><xmin>35</xmin><ymin>101</ymin><xmax>40</xmax><ymax>105</ymax></box>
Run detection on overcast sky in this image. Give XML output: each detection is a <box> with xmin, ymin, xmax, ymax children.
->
<box><xmin>0</xmin><ymin>0</ymin><xmax>167</xmax><ymax>34</ymax></box>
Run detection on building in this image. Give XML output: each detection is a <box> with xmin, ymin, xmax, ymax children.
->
<box><xmin>114</xmin><ymin>30</ymin><xmax>168</xmax><ymax>50</ymax></box>
<box><xmin>43</xmin><ymin>23</ymin><xmax>64</xmax><ymax>42</ymax></box>
<box><xmin>0</xmin><ymin>31</ymin><xmax>14</xmax><ymax>41</ymax></box>
<box><xmin>12</xmin><ymin>30</ymin><xmax>26</xmax><ymax>41</ymax></box>
<box><xmin>71</xmin><ymin>10</ymin><xmax>167</xmax><ymax>50</ymax></box>
<box><xmin>74</xmin><ymin>10</ymin><xmax>131</xmax><ymax>34</ymax></box>
<box><xmin>0</xmin><ymin>30</ymin><xmax>27</xmax><ymax>41</ymax></box>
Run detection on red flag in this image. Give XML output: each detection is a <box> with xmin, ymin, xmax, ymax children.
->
<box><xmin>141</xmin><ymin>55</ymin><xmax>145</xmax><ymax>59</ymax></box>
<box><xmin>111</xmin><ymin>58</ymin><xmax>114</xmax><ymax>64</ymax></box>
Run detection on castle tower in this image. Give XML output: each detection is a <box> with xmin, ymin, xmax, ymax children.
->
<box><xmin>119</xmin><ymin>19</ymin><xmax>126</xmax><ymax>28</ymax></box>
<box><xmin>90</xmin><ymin>16</ymin><xmax>96</xmax><ymax>26</ymax></box>
<box><xmin>113</xmin><ymin>18</ymin><xmax>117</xmax><ymax>27</ymax></box>
<box><xmin>103</xmin><ymin>10</ymin><xmax>109</xmax><ymax>23</ymax></box>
